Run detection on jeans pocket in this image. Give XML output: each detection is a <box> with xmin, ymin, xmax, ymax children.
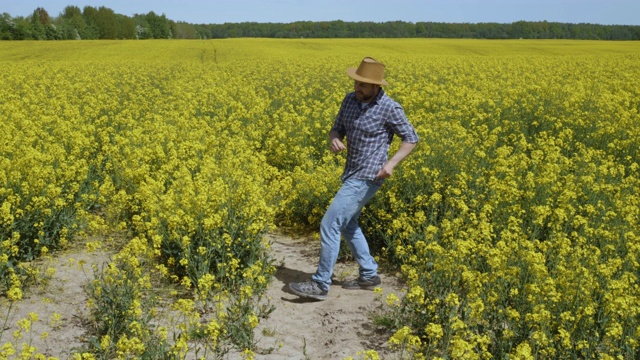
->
<box><xmin>365</xmin><ymin>180</ymin><xmax>380</xmax><ymax>187</ymax></box>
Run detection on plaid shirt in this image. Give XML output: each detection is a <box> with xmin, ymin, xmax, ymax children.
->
<box><xmin>331</xmin><ymin>88</ymin><xmax>419</xmax><ymax>185</ymax></box>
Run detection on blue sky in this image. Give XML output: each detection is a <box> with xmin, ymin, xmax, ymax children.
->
<box><xmin>3</xmin><ymin>0</ymin><xmax>639</xmax><ymax>25</ymax></box>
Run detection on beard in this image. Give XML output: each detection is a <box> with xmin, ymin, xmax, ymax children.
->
<box><xmin>356</xmin><ymin>91</ymin><xmax>375</xmax><ymax>102</ymax></box>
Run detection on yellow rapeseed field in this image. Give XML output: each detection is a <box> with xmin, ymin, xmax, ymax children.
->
<box><xmin>0</xmin><ymin>39</ymin><xmax>639</xmax><ymax>359</ymax></box>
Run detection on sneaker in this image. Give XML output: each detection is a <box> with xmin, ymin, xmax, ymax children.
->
<box><xmin>289</xmin><ymin>280</ymin><xmax>328</xmax><ymax>301</ymax></box>
<box><xmin>342</xmin><ymin>275</ymin><xmax>381</xmax><ymax>290</ymax></box>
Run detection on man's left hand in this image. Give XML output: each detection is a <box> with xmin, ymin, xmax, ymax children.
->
<box><xmin>375</xmin><ymin>163</ymin><xmax>394</xmax><ymax>180</ymax></box>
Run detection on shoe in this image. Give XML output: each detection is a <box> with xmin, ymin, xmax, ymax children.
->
<box><xmin>289</xmin><ymin>280</ymin><xmax>328</xmax><ymax>301</ymax></box>
<box><xmin>342</xmin><ymin>275</ymin><xmax>381</xmax><ymax>290</ymax></box>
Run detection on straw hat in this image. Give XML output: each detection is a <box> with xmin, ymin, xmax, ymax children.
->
<box><xmin>346</xmin><ymin>57</ymin><xmax>388</xmax><ymax>86</ymax></box>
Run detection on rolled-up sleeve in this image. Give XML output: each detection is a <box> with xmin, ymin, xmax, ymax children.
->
<box><xmin>330</xmin><ymin>98</ymin><xmax>348</xmax><ymax>137</ymax></box>
<box><xmin>387</xmin><ymin>105</ymin><xmax>419</xmax><ymax>143</ymax></box>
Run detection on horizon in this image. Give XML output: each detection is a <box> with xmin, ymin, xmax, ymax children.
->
<box><xmin>3</xmin><ymin>0</ymin><xmax>640</xmax><ymax>26</ymax></box>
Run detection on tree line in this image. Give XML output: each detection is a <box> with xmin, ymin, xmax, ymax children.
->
<box><xmin>2</xmin><ymin>6</ymin><xmax>639</xmax><ymax>41</ymax></box>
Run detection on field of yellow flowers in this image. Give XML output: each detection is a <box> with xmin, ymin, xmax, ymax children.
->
<box><xmin>1</xmin><ymin>38</ymin><xmax>639</xmax><ymax>359</ymax></box>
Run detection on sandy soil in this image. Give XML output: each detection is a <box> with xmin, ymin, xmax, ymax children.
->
<box><xmin>0</xmin><ymin>232</ymin><xmax>405</xmax><ymax>359</ymax></box>
<box><xmin>0</xmin><ymin>248</ymin><xmax>111</xmax><ymax>359</ymax></box>
<box><xmin>249</xmin><ymin>233</ymin><xmax>404</xmax><ymax>360</ymax></box>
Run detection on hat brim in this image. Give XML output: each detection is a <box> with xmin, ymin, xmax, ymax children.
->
<box><xmin>346</xmin><ymin>68</ymin><xmax>388</xmax><ymax>86</ymax></box>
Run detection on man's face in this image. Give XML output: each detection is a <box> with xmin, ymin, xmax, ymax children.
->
<box><xmin>354</xmin><ymin>81</ymin><xmax>379</xmax><ymax>102</ymax></box>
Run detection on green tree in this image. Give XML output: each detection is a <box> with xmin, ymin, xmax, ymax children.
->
<box><xmin>10</xmin><ymin>16</ymin><xmax>32</xmax><ymax>39</ymax></box>
<box><xmin>2</xmin><ymin>13</ymin><xmax>640</xmax><ymax>41</ymax></box>
<box><xmin>31</xmin><ymin>7</ymin><xmax>62</xmax><ymax>40</ymax></box>
<box><xmin>30</xmin><ymin>7</ymin><xmax>49</xmax><ymax>39</ymax></box>
<box><xmin>132</xmin><ymin>14</ymin><xmax>151</xmax><ymax>39</ymax></box>
<box><xmin>329</xmin><ymin>20</ymin><xmax>347</xmax><ymax>37</ymax></box>
<box><xmin>81</xmin><ymin>6</ymin><xmax>100</xmax><ymax>39</ymax></box>
<box><xmin>146</xmin><ymin>11</ymin><xmax>171</xmax><ymax>39</ymax></box>
<box><xmin>59</xmin><ymin>5</ymin><xmax>85</xmax><ymax>39</ymax></box>
<box><xmin>95</xmin><ymin>6</ymin><xmax>118</xmax><ymax>39</ymax></box>
<box><xmin>171</xmin><ymin>21</ymin><xmax>198</xmax><ymax>39</ymax></box>
<box><xmin>117</xmin><ymin>15</ymin><xmax>136</xmax><ymax>39</ymax></box>
<box><xmin>0</xmin><ymin>12</ymin><xmax>14</xmax><ymax>39</ymax></box>
<box><xmin>548</xmin><ymin>22</ymin><xmax>563</xmax><ymax>38</ymax></box>
<box><xmin>195</xmin><ymin>24</ymin><xmax>212</xmax><ymax>39</ymax></box>
<box><xmin>510</xmin><ymin>20</ymin><xmax>532</xmax><ymax>38</ymax></box>
<box><xmin>33</xmin><ymin>7</ymin><xmax>50</xmax><ymax>26</ymax></box>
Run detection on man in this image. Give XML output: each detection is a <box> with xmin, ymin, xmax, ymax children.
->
<box><xmin>289</xmin><ymin>57</ymin><xmax>419</xmax><ymax>301</ymax></box>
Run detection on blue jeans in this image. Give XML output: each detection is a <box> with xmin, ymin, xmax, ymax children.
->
<box><xmin>312</xmin><ymin>178</ymin><xmax>381</xmax><ymax>291</ymax></box>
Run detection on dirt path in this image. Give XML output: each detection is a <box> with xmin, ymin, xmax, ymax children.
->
<box><xmin>250</xmin><ymin>233</ymin><xmax>404</xmax><ymax>359</ymax></box>
<box><xmin>0</xmin><ymin>233</ymin><xmax>405</xmax><ymax>359</ymax></box>
<box><xmin>0</xmin><ymin>248</ymin><xmax>111</xmax><ymax>359</ymax></box>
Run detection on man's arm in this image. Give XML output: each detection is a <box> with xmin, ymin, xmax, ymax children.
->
<box><xmin>375</xmin><ymin>141</ymin><xmax>417</xmax><ymax>180</ymax></box>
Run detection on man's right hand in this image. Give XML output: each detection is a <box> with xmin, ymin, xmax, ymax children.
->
<box><xmin>330</xmin><ymin>138</ymin><xmax>346</xmax><ymax>153</ymax></box>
